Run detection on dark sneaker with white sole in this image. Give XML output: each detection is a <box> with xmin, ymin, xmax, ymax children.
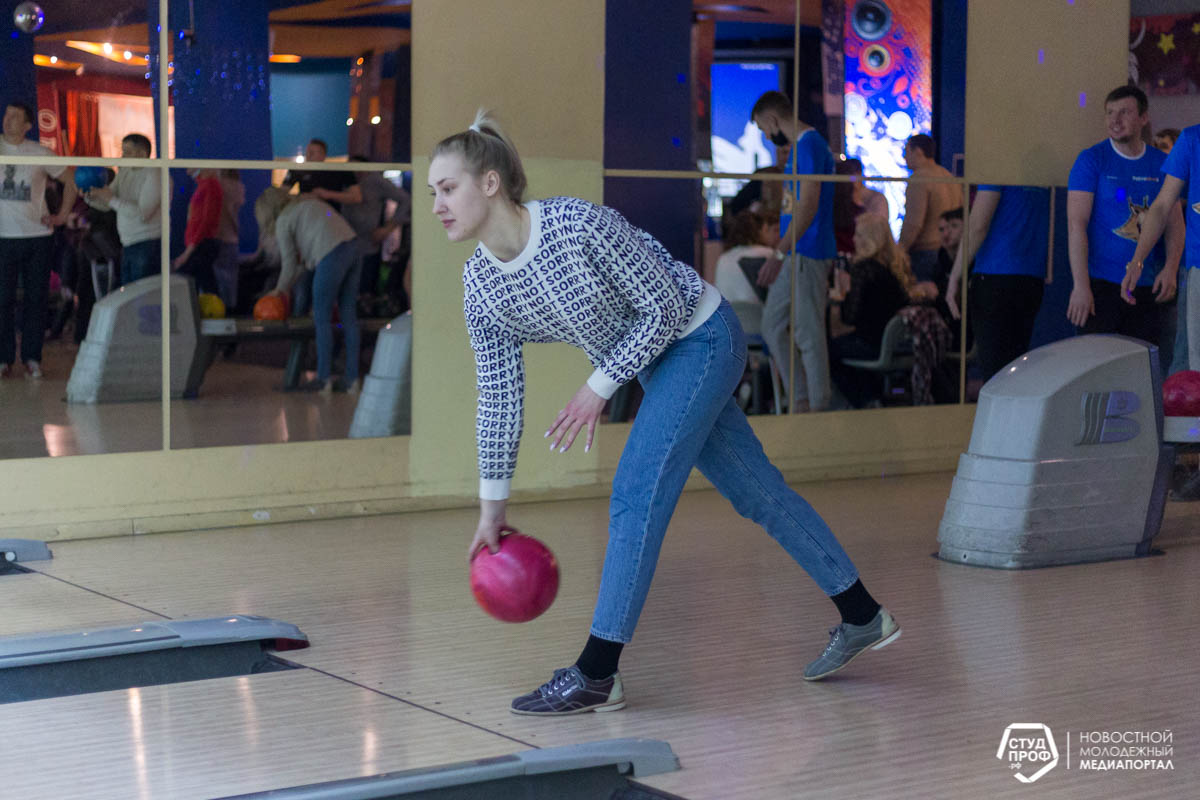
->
<box><xmin>511</xmin><ymin>666</ymin><xmax>626</xmax><ymax>715</ymax></box>
<box><xmin>803</xmin><ymin>608</ymin><xmax>900</xmax><ymax>681</ymax></box>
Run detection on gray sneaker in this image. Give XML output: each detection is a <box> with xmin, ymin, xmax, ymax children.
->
<box><xmin>804</xmin><ymin>608</ymin><xmax>900</xmax><ymax>681</ymax></box>
<box><xmin>511</xmin><ymin>666</ymin><xmax>626</xmax><ymax>715</ymax></box>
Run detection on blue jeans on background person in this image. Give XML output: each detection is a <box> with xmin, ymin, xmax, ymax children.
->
<box><xmin>0</xmin><ymin>235</ymin><xmax>54</xmax><ymax>367</ymax></box>
<box><xmin>1169</xmin><ymin>269</ymin><xmax>1189</xmax><ymax>376</ymax></box>
<box><xmin>120</xmin><ymin>239</ymin><xmax>160</xmax><ymax>286</ymax></box>
<box><xmin>589</xmin><ymin>299</ymin><xmax>861</xmax><ymax>643</ymax></box>
<box><xmin>291</xmin><ymin>270</ymin><xmax>314</xmax><ymax>317</ymax></box>
<box><xmin>311</xmin><ymin>239</ymin><xmax>362</xmax><ymax>384</ymax></box>
<box><xmin>212</xmin><ymin>241</ymin><xmax>240</xmax><ymax>310</ymax></box>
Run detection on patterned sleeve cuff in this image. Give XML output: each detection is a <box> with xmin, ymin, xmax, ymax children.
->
<box><xmin>479</xmin><ymin>478</ymin><xmax>511</xmax><ymax>500</ymax></box>
<box><xmin>586</xmin><ymin>368</ymin><xmax>622</xmax><ymax>400</ymax></box>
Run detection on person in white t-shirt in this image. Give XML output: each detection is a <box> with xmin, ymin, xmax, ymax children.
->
<box><xmin>714</xmin><ymin>209</ymin><xmax>776</xmax><ymax>307</ymax></box>
<box><xmin>84</xmin><ymin>133</ymin><xmax>163</xmax><ymax>286</ymax></box>
<box><xmin>0</xmin><ymin>102</ymin><xmax>76</xmax><ymax>379</ymax></box>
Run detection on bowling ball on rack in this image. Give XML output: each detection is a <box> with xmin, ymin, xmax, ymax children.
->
<box><xmin>197</xmin><ymin>293</ymin><xmax>226</xmax><ymax>319</ymax></box>
<box><xmin>469</xmin><ymin>533</ymin><xmax>559</xmax><ymax>623</ymax></box>
<box><xmin>1163</xmin><ymin>370</ymin><xmax>1200</xmax><ymax>417</ymax></box>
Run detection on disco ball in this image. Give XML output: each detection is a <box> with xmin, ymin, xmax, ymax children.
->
<box><xmin>13</xmin><ymin>2</ymin><xmax>45</xmax><ymax>34</ymax></box>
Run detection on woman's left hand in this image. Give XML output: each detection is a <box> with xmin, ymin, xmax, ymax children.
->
<box><xmin>546</xmin><ymin>383</ymin><xmax>606</xmax><ymax>453</ymax></box>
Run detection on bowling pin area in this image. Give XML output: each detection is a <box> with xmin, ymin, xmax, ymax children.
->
<box><xmin>3</xmin><ymin>472</ymin><xmax>1198</xmax><ymax>799</ymax></box>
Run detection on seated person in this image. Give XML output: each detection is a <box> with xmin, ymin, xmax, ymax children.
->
<box><xmin>934</xmin><ymin>206</ymin><xmax>963</xmax><ymax>291</ymax></box>
<box><xmin>828</xmin><ymin>213</ymin><xmax>915</xmax><ymax>408</ymax></box>
<box><xmin>714</xmin><ymin>209</ymin><xmax>777</xmax><ymax>306</ymax></box>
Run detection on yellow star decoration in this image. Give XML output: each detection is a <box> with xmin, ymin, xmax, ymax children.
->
<box><xmin>1158</xmin><ymin>32</ymin><xmax>1176</xmax><ymax>55</ymax></box>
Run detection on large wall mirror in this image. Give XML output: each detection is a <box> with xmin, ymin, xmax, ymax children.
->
<box><xmin>0</xmin><ymin>0</ymin><xmax>413</xmax><ymax>459</ymax></box>
<box><xmin>602</xmin><ymin>0</ymin><xmax>970</xmax><ymax>423</ymax></box>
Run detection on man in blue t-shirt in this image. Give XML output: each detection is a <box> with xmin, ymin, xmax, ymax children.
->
<box><xmin>1128</xmin><ymin>122</ymin><xmax>1200</xmax><ymax>373</ymax></box>
<box><xmin>750</xmin><ymin>90</ymin><xmax>836</xmax><ymax>412</ymax></box>
<box><xmin>1067</xmin><ymin>85</ymin><xmax>1183</xmax><ymax>345</ymax></box>
<box><xmin>945</xmin><ymin>186</ymin><xmax>1050</xmax><ymax>381</ymax></box>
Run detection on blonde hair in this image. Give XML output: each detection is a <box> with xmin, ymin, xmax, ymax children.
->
<box><xmin>853</xmin><ymin>213</ymin><xmax>913</xmax><ymax>291</ymax></box>
<box><xmin>254</xmin><ymin>185</ymin><xmax>295</xmax><ymax>242</ymax></box>
<box><xmin>431</xmin><ymin>109</ymin><xmax>527</xmax><ymax>205</ymax></box>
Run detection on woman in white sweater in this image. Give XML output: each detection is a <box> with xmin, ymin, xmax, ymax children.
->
<box><xmin>255</xmin><ymin>187</ymin><xmax>361</xmax><ymax>393</ymax></box>
<box><xmin>431</xmin><ymin>111</ymin><xmax>899</xmax><ymax>716</ymax></box>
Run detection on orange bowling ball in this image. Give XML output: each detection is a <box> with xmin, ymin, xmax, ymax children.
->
<box><xmin>253</xmin><ymin>294</ymin><xmax>289</xmax><ymax>321</ymax></box>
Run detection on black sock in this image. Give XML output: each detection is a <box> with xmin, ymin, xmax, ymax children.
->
<box><xmin>574</xmin><ymin>634</ymin><xmax>624</xmax><ymax>680</ymax></box>
<box><xmin>831</xmin><ymin>580</ymin><xmax>881</xmax><ymax>626</ymax></box>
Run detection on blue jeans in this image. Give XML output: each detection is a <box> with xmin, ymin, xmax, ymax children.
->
<box><xmin>121</xmin><ymin>239</ymin><xmax>160</xmax><ymax>286</ymax></box>
<box><xmin>0</xmin><ymin>235</ymin><xmax>53</xmax><ymax>365</ymax></box>
<box><xmin>1169</xmin><ymin>270</ymin><xmax>1189</xmax><ymax>375</ymax></box>
<box><xmin>590</xmin><ymin>299</ymin><xmax>861</xmax><ymax>643</ymax></box>
<box><xmin>311</xmin><ymin>239</ymin><xmax>362</xmax><ymax>383</ymax></box>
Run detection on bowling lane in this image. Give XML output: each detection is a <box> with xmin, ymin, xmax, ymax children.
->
<box><xmin>0</xmin><ymin>669</ymin><xmax>523</xmax><ymax>800</ymax></box>
<box><xmin>26</xmin><ymin>474</ymin><xmax>1200</xmax><ymax>799</ymax></box>
<box><xmin>0</xmin><ymin>570</ymin><xmax>158</xmax><ymax>638</ymax></box>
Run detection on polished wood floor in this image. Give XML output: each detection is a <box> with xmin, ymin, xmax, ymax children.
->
<box><xmin>0</xmin><ymin>339</ymin><xmax>361</xmax><ymax>458</ymax></box>
<box><xmin>1</xmin><ymin>473</ymin><xmax>1197</xmax><ymax>799</ymax></box>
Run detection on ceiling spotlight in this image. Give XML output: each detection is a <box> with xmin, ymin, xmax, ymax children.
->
<box><xmin>370</xmin><ymin>115</ymin><xmax>381</xmax><ymax>125</ymax></box>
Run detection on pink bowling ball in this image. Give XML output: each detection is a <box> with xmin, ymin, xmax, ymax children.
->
<box><xmin>470</xmin><ymin>533</ymin><xmax>559</xmax><ymax>623</ymax></box>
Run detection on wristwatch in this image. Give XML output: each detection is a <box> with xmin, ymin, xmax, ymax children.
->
<box><xmin>774</xmin><ymin>249</ymin><xmax>787</xmax><ymax>261</ymax></box>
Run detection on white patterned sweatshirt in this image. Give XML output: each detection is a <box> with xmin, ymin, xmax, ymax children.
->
<box><xmin>464</xmin><ymin>196</ymin><xmax>722</xmax><ymax>500</ymax></box>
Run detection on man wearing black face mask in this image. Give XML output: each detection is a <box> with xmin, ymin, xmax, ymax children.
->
<box><xmin>749</xmin><ymin>91</ymin><xmax>837</xmax><ymax>412</ymax></box>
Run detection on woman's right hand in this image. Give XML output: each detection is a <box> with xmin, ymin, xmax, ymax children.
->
<box><xmin>469</xmin><ymin>499</ymin><xmax>514</xmax><ymax>562</ymax></box>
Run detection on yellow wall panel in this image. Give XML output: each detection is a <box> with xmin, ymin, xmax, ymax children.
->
<box><xmin>411</xmin><ymin>0</ymin><xmax>606</xmax><ymax>160</ymax></box>
<box><xmin>966</xmin><ymin>0</ymin><xmax>1130</xmax><ymax>186</ymax></box>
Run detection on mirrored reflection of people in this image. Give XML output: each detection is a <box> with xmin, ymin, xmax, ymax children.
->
<box><xmin>255</xmin><ymin>187</ymin><xmax>362</xmax><ymax>394</ymax></box>
<box><xmin>282</xmin><ymin>138</ymin><xmax>361</xmax><ymax>212</ymax></box>
<box><xmin>0</xmin><ymin>102</ymin><xmax>76</xmax><ymax>379</ymax></box>
<box><xmin>214</xmin><ymin>169</ymin><xmax>245</xmax><ymax>311</ymax></box>
<box><xmin>751</xmin><ymin>90</ymin><xmax>837</xmax><ymax>412</ymax></box>
<box><xmin>897</xmin><ymin>134</ymin><xmax>960</xmax><ymax>284</ymax></box>
<box><xmin>1066</xmin><ymin>86</ymin><xmax>1183</xmax><ymax>345</ymax></box>
<box><xmin>833</xmin><ymin>157</ymin><xmax>888</xmax><ymax>255</ymax></box>
<box><xmin>945</xmin><ymin>186</ymin><xmax>1050</xmax><ymax>382</ymax></box>
<box><xmin>341</xmin><ymin>156</ymin><xmax>411</xmax><ymax>310</ymax></box>
<box><xmin>828</xmin><ymin>214</ymin><xmax>915</xmax><ymax>408</ymax></box>
<box><xmin>714</xmin><ymin>209</ymin><xmax>776</xmax><ymax>306</ymax></box>
<box><xmin>935</xmin><ymin>207</ymin><xmax>963</xmax><ymax>283</ymax></box>
<box><xmin>170</xmin><ymin>169</ymin><xmax>222</xmax><ymax>296</ymax></box>
<box><xmin>84</xmin><ymin>133</ymin><xmax>163</xmax><ymax>286</ymax></box>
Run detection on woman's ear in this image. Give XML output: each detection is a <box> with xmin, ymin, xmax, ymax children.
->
<box><xmin>482</xmin><ymin>169</ymin><xmax>502</xmax><ymax>198</ymax></box>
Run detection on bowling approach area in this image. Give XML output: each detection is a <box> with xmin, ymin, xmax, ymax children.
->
<box><xmin>2</xmin><ymin>473</ymin><xmax>1198</xmax><ymax>799</ymax></box>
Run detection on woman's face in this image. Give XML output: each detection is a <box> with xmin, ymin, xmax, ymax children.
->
<box><xmin>428</xmin><ymin>152</ymin><xmax>491</xmax><ymax>242</ymax></box>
